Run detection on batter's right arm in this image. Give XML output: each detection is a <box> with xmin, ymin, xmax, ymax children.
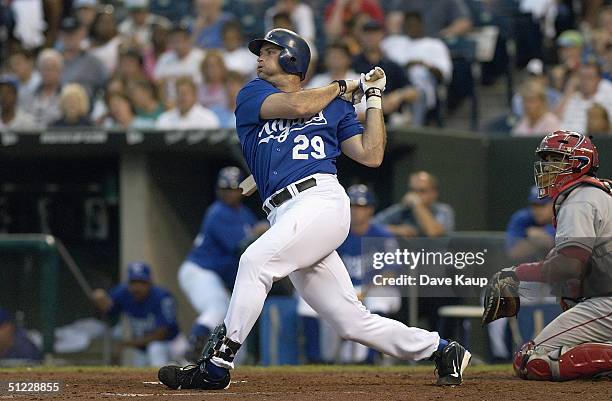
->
<box><xmin>341</xmin><ymin>67</ymin><xmax>387</xmax><ymax>168</ymax></box>
<box><xmin>260</xmin><ymin>81</ymin><xmax>359</xmax><ymax>120</ymax></box>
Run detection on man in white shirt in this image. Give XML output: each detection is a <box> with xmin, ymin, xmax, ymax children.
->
<box><xmin>0</xmin><ymin>75</ymin><xmax>37</xmax><ymax>130</ymax></box>
<box><xmin>154</xmin><ymin>24</ymin><xmax>205</xmax><ymax>102</ymax></box>
<box><xmin>156</xmin><ymin>77</ymin><xmax>220</xmax><ymax>129</ymax></box>
<box><xmin>381</xmin><ymin>11</ymin><xmax>452</xmax><ymax>110</ymax></box>
<box><xmin>118</xmin><ymin>0</ymin><xmax>171</xmax><ymax>49</ymax></box>
<box><xmin>556</xmin><ymin>59</ymin><xmax>612</xmax><ymax>133</ymax></box>
<box><xmin>221</xmin><ymin>21</ymin><xmax>257</xmax><ymax>78</ymax></box>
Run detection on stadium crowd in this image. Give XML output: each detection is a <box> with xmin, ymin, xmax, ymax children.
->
<box><xmin>1</xmin><ymin>0</ymin><xmax>611</xmax><ymax>134</ymax></box>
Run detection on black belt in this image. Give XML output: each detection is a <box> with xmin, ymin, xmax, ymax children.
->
<box><xmin>263</xmin><ymin>177</ymin><xmax>317</xmax><ymax>215</ymax></box>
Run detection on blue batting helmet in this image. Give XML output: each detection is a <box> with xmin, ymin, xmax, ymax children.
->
<box><xmin>248</xmin><ymin>28</ymin><xmax>311</xmax><ymax>81</ymax></box>
<box><xmin>347</xmin><ymin>184</ymin><xmax>376</xmax><ymax>206</ymax></box>
<box><xmin>217</xmin><ymin>166</ymin><xmax>245</xmax><ymax>189</ymax></box>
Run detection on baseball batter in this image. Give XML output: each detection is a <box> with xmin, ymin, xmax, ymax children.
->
<box><xmin>158</xmin><ymin>28</ymin><xmax>471</xmax><ymax>390</ymax></box>
<box><xmin>486</xmin><ymin>131</ymin><xmax>612</xmax><ymax>380</ymax></box>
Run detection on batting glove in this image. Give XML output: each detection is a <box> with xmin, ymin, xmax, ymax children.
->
<box><xmin>360</xmin><ymin>67</ymin><xmax>386</xmax><ymax>110</ymax></box>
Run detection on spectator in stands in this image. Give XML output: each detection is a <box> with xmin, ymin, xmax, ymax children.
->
<box><xmin>208</xmin><ymin>70</ymin><xmax>243</xmax><ymax>128</ymax></box>
<box><xmin>74</xmin><ymin>0</ymin><xmax>99</xmax><ymax>32</ymax></box>
<box><xmin>190</xmin><ymin>0</ymin><xmax>235</xmax><ymax>49</ymax></box>
<box><xmin>51</xmin><ymin>83</ymin><xmax>92</xmax><ymax>127</ymax></box>
<box><xmin>92</xmin><ymin>76</ymin><xmax>126</xmax><ymax>125</ymax></box>
<box><xmin>551</xmin><ymin>30</ymin><xmax>585</xmax><ymax>92</ymax></box>
<box><xmin>325</xmin><ymin>0</ymin><xmax>385</xmax><ymax>41</ymax></box>
<box><xmin>385</xmin><ymin>0</ymin><xmax>472</xmax><ymax>38</ymax></box>
<box><xmin>353</xmin><ymin>20</ymin><xmax>424</xmax><ymax>126</ymax></box>
<box><xmin>382</xmin><ymin>11</ymin><xmax>452</xmax><ymax>113</ymax></box>
<box><xmin>264</xmin><ymin>0</ymin><xmax>315</xmax><ymax>45</ymax></box>
<box><xmin>117</xmin><ymin>48</ymin><xmax>148</xmax><ymax>82</ymax></box>
<box><xmin>0</xmin><ymin>74</ymin><xmax>36</xmax><ymax>129</ymax></box>
<box><xmin>8</xmin><ymin>0</ymin><xmax>46</xmax><ymax>50</ymax></box>
<box><xmin>118</xmin><ymin>0</ymin><xmax>171</xmax><ymax>50</ymax></box>
<box><xmin>373</xmin><ymin>171</ymin><xmax>454</xmax><ymax>238</ymax></box>
<box><xmin>505</xmin><ymin>186</ymin><xmax>555</xmax><ymax>263</ymax></box>
<box><xmin>127</xmin><ymin>79</ymin><xmax>165</xmax><ymax>126</ymax></box>
<box><xmin>221</xmin><ymin>21</ymin><xmax>256</xmax><ymax>78</ymax></box>
<box><xmin>25</xmin><ymin>49</ymin><xmax>63</xmax><ymax>128</ymax></box>
<box><xmin>156</xmin><ymin>77</ymin><xmax>220</xmax><ymax>129</ymax></box>
<box><xmin>0</xmin><ymin>309</ymin><xmax>42</xmax><ymax>363</ymax></box>
<box><xmin>511</xmin><ymin>59</ymin><xmax>562</xmax><ymax>119</ymax></box>
<box><xmin>587</xmin><ymin>103</ymin><xmax>611</xmax><ymax>135</ymax></box>
<box><xmin>198</xmin><ymin>50</ymin><xmax>228</xmax><ymax>109</ymax></box>
<box><xmin>307</xmin><ymin>41</ymin><xmax>364</xmax><ymax>117</ymax></box>
<box><xmin>105</xmin><ymin>91</ymin><xmax>155</xmax><ymax>129</ymax></box>
<box><xmin>556</xmin><ymin>58</ymin><xmax>612</xmax><ymax>132</ymax></box>
<box><xmin>92</xmin><ymin>261</ymin><xmax>182</xmax><ymax>367</ymax></box>
<box><xmin>59</xmin><ymin>17</ymin><xmax>108</xmax><ymax>99</ymax></box>
<box><xmin>143</xmin><ymin>21</ymin><xmax>171</xmax><ymax>79</ymax></box>
<box><xmin>593</xmin><ymin>6</ymin><xmax>612</xmax><ymax>62</ymax></box>
<box><xmin>8</xmin><ymin>50</ymin><xmax>41</xmax><ymax>107</ymax></box>
<box><xmin>89</xmin><ymin>8</ymin><xmax>122</xmax><ymax>76</ymax></box>
<box><xmin>512</xmin><ymin>80</ymin><xmax>561</xmax><ymax>137</ymax></box>
<box><xmin>154</xmin><ymin>23</ymin><xmax>205</xmax><ymax>104</ymax></box>
<box><xmin>149</xmin><ymin>0</ymin><xmax>192</xmax><ymax>24</ymax></box>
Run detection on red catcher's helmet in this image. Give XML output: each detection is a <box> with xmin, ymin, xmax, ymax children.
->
<box><xmin>534</xmin><ymin>130</ymin><xmax>599</xmax><ymax>199</ymax></box>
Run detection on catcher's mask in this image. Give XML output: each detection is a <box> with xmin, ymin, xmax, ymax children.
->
<box><xmin>534</xmin><ymin>130</ymin><xmax>599</xmax><ymax>199</ymax></box>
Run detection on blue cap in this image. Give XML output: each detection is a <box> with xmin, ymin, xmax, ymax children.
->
<box><xmin>0</xmin><ymin>74</ymin><xmax>19</xmax><ymax>89</ymax></box>
<box><xmin>127</xmin><ymin>261</ymin><xmax>152</xmax><ymax>282</ymax></box>
<box><xmin>217</xmin><ymin>166</ymin><xmax>245</xmax><ymax>189</ymax></box>
<box><xmin>528</xmin><ymin>185</ymin><xmax>549</xmax><ymax>205</ymax></box>
<box><xmin>347</xmin><ymin>184</ymin><xmax>375</xmax><ymax>206</ymax></box>
<box><xmin>0</xmin><ymin>309</ymin><xmax>13</xmax><ymax>325</ymax></box>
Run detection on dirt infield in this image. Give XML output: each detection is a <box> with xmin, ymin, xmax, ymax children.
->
<box><xmin>0</xmin><ymin>365</ymin><xmax>609</xmax><ymax>401</ymax></box>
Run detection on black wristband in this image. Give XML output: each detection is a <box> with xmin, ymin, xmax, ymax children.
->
<box><xmin>333</xmin><ymin>80</ymin><xmax>347</xmax><ymax>96</ymax></box>
<box><xmin>365</xmin><ymin>87</ymin><xmax>382</xmax><ymax>98</ymax></box>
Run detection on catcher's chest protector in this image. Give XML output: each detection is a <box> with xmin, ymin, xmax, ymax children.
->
<box><xmin>553</xmin><ymin>178</ymin><xmax>612</xmax><ymax>298</ymax></box>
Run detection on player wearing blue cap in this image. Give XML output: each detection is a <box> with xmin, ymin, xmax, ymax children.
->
<box><xmin>159</xmin><ymin>28</ymin><xmax>470</xmax><ymax>390</ymax></box>
<box><xmin>177</xmin><ymin>166</ymin><xmax>267</xmax><ymax>361</ymax></box>
<box><xmin>0</xmin><ymin>309</ymin><xmax>42</xmax><ymax>362</ymax></box>
<box><xmin>92</xmin><ymin>261</ymin><xmax>180</xmax><ymax>366</ymax></box>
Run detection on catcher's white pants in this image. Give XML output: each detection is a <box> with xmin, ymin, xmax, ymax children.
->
<box><xmin>178</xmin><ymin>261</ymin><xmax>230</xmax><ymax>329</ymax></box>
<box><xmin>223</xmin><ymin>174</ymin><xmax>439</xmax><ymax>367</ymax></box>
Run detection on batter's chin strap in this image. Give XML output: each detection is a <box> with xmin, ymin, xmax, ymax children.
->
<box><xmin>198</xmin><ymin>323</ymin><xmax>241</xmax><ymax>365</ymax></box>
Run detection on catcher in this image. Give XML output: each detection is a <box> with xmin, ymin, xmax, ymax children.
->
<box><xmin>482</xmin><ymin>130</ymin><xmax>612</xmax><ymax>381</ymax></box>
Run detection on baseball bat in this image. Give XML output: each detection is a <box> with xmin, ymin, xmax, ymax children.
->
<box><xmin>238</xmin><ymin>66</ymin><xmax>385</xmax><ymax>196</ymax></box>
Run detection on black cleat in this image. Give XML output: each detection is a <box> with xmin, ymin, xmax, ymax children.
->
<box><xmin>158</xmin><ymin>364</ymin><xmax>230</xmax><ymax>390</ymax></box>
<box><xmin>433</xmin><ymin>341</ymin><xmax>471</xmax><ymax>386</ymax></box>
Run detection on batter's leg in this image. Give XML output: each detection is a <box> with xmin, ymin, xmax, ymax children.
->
<box><xmin>290</xmin><ymin>251</ymin><xmax>440</xmax><ymax>361</ymax></box>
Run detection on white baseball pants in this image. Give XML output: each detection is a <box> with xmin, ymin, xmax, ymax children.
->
<box><xmin>178</xmin><ymin>261</ymin><xmax>230</xmax><ymax>329</ymax></box>
<box><xmin>223</xmin><ymin>174</ymin><xmax>439</xmax><ymax>367</ymax></box>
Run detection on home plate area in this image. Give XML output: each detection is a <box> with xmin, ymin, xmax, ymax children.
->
<box><xmin>0</xmin><ymin>366</ymin><xmax>608</xmax><ymax>400</ymax></box>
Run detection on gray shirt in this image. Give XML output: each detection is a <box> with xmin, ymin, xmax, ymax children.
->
<box><xmin>373</xmin><ymin>202</ymin><xmax>455</xmax><ymax>236</ymax></box>
<box><xmin>555</xmin><ymin>186</ymin><xmax>612</xmax><ymax>298</ymax></box>
<box><xmin>61</xmin><ymin>51</ymin><xmax>108</xmax><ymax>98</ymax></box>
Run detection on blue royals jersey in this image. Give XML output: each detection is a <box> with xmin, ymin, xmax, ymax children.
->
<box><xmin>108</xmin><ymin>284</ymin><xmax>179</xmax><ymax>343</ymax></box>
<box><xmin>187</xmin><ymin>200</ymin><xmax>258</xmax><ymax>288</ymax></box>
<box><xmin>337</xmin><ymin>223</ymin><xmax>395</xmax><ymax>287</ymax></box>
<box><xmin>235</xmin><ymin>78</ymin><xmax>364</xmax><ymax>201</ymax></box>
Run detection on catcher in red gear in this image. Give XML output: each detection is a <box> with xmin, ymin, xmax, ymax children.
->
<box><xmin>483</xmin><ymin>130</ymin><xmax>612</xmax><ymax>381</ymax></box>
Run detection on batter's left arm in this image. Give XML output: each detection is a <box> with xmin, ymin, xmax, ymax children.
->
<box><xmin>341</xmin><ymin>67</ymin><xmax>387</xmax><ymax>168</ymax></box>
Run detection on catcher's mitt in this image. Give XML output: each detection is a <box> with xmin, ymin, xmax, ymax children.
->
<box><xmin>481</xmin><ymin>268</ymin><xmax>520</xmax><ymax>326</ymax></box>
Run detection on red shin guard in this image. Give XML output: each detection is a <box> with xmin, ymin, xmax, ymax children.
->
<box><xmin>514</xmin><ymin>342</ymin><xmax>612</xmax><ymax>381</ymax></box>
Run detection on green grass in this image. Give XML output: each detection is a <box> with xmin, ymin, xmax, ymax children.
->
<box><xmin>0</xmin><ymin>364</ymin><xmax>513</xmax><ymax>374</ymax></box>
